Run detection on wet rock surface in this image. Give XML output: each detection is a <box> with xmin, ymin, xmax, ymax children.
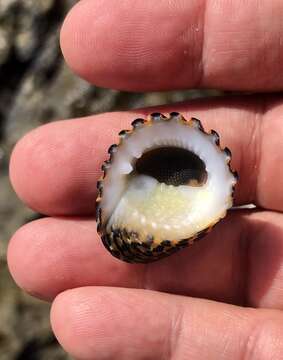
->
<box><xmin>0</xmin><ymin>1</ymin><xmax>218</xmax><ymax>359</ymax></box>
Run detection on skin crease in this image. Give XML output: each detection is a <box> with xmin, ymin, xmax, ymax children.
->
<box><xmin>7</xmin><ymin>0</ymin><xmax>283</xmax><ymax>359</ymax></box>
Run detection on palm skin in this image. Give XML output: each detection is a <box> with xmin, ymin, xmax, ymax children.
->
<box><xmin>8</xmin><ymin>1</ymin><xmax>283</xmax><ymax>359</ymax></box>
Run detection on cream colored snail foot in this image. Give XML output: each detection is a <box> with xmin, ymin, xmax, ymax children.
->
<box><xmin>96</xmin><ymin>112</ymin><xmax>238</xmax><ymax>263</ymax></box>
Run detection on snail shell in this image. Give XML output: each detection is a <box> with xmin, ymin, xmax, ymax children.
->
<box><xmin>96</xmin><ymin>112</ymin><xmax>238</xmax><ymax>263</ymax></box>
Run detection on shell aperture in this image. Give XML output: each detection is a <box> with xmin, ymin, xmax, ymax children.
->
<box><xmin>96</xmin><ymin>112</ymin><xmax>237</xmax><ymax>263</ymax></box>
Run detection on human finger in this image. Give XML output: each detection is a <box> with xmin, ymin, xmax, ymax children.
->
<box><xmin>10</xmin><ymin>95</ymin><xmax>283</xmax><ymax>215</ymax></box>
<box><xmin>61</xmin><ymin>0</ymin><xmax>283</xmax><ymax>91</ymax></box>
<box><xmin>8</xmin><ymin>210</ymin><xmax>283</xmax><ymax>310</ymax></box>
<box><xmin>51</xmin><ymin>286</ymin><xmax>283</xmax><ymax>360</ymax></box>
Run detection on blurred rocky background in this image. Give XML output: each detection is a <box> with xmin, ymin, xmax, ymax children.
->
<box><xmin>0</xmin><ymin>1</ymin><xmax>218</xmax><ymax>359</ymax></box>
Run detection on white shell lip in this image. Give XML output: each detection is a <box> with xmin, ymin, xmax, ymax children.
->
<box><xmin>96</xmin><ymin>112</ymin><xmax>238</xmax><ymax>263</ymax></box>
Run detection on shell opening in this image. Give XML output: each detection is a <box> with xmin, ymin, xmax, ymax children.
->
<box><xmin>135</xmin><ymin>146</ymin><xmax>207</xmax><ymax>186</ymax></box>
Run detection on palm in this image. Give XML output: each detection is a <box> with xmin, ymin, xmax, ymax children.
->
<box><xmin>8</xmin><ymin>0</ymin><xmax>283</xmax><ymax>358</ymax></box>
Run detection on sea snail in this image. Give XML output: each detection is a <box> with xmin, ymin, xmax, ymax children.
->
<box><xmin>96</xmin><ymin>112</ymin><xmax>238</xmax><ymax>263</ymax></box>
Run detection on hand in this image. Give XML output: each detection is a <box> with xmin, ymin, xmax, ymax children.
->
<box><xmin>8</xmin><ymin>1</ymin><xmax>283</xmax><ymax>359</ymax></box>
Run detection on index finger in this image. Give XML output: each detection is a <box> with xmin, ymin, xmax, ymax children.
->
<box><xmin>61</xmin><ymin>0</ymin><xmax>283</xmax><ymax>91</ymax></box>
<box><xmin>9</xmin><ymin>95</ymin><xmax>283</xmax><ymax>215</ymax></box>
